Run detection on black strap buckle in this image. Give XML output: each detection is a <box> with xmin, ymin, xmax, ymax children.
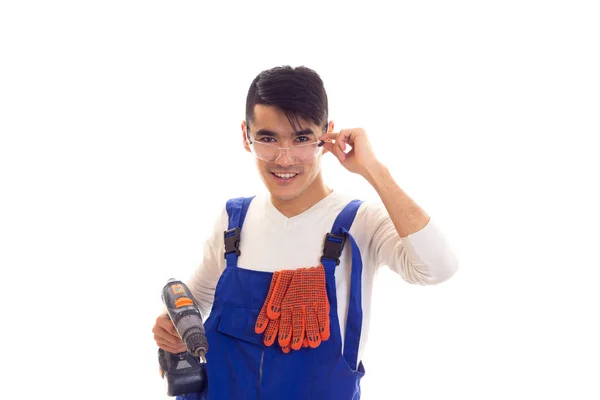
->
<box><xmin>224</xmin><ymin>227</ymin><xmax>241</xmax><ymax>258</ymax></box>
<box><xmin>320</xmin><ymin>232</ymin><xmax>346</xmax><ymax>266</ymax></box>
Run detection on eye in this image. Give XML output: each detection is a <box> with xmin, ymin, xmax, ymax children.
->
<box><xmin>295</xmin><ymin>136</ymin><xmax>311</xmax><ymax>143</ymax></box>
<box><xmin>258</xmin><ymin>137</ymin><xmax>276</xmax><ymax>143</ymax></box>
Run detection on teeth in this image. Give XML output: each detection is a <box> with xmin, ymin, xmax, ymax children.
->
<box><xmin>274</xmin><ymin>173</ymin><xmax>297</xmax><ymax>179</ymax></box>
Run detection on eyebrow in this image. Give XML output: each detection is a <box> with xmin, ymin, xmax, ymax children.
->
<box><xmin>254</xmin><ymin>128</ymin><xmax>316</xmax><ymax>137</ymax></box>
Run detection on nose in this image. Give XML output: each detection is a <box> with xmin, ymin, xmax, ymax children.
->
<box><xmin>275</xmin><ymin>149</ymin><xmax>294</xmax><ymax>167</ymax></box>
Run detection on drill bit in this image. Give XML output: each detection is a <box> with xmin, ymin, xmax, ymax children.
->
<box><xmin>196</xmin><ymin>350</ymin><xmax>207</xmax><ymax>363</ymax></box>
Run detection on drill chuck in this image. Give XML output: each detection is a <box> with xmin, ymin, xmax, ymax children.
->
<box><xmin>184</xmin><ymin>329</ymin><xmax>208</xmax><ymax>362</ymax></box>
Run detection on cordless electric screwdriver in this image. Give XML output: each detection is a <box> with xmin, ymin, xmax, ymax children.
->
<box><xmin>158</xmin><ymin>278</ymin><xmax>208</xmax><ymax>396</ymax></box>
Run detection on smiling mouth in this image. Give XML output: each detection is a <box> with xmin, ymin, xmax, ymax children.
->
<box><xmin>271</xmin><ymin>172</ymin><xmax>298</xmax><ymax>180</ymax></box>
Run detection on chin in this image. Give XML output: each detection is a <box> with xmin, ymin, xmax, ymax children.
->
<box><xmin>272</xmin><ymin>190</ymin><xmax>304</xmax><ymax>202</ymax></box>
<box><xmin>269</xmin><ymin>184</ymin><xmax>306</xmax><ymax>202</ymax></box>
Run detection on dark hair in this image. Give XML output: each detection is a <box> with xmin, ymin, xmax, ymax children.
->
<box><xmin>245</xmin><ymin>66</ymin><xmax>328</xmax><ymax>133</ymax></box>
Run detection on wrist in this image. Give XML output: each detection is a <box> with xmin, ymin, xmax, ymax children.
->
<box><xmin>362</xmin><ymin>161</ymin><xmax>390</xmax><ymax>189</ymax></box>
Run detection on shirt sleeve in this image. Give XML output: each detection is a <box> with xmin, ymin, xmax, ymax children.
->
<box><xmin>185</xmin><ymin>206</ymin><xmax>228</xmax><ymax>319</ymax></box>
<box><xmin>363</xmin><ymin>202</ymin><xmax>459</xmax><ymax>285</ymax></box>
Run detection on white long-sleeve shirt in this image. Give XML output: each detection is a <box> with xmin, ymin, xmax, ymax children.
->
<box><xmin>186</xmin><ymin>190</ymin><xmax>458</xmax><ymax>365</ymax></box>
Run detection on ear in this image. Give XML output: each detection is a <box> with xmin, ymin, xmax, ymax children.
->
<box><xmin>320</xmin><ymin>120</ymin><xmax>335</xmax><ymax>155</ymax></box>
<box><xmin>241</xmin><ymin>120</ymin><xmax>251</xmax><ymax>153</ymax></box>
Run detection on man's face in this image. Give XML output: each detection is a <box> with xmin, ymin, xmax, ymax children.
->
<box><xmin>242</xmin><ymin>105</ymin><xmax>331</xmax><ymax>202</ymax></box>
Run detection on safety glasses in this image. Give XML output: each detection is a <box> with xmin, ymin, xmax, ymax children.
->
<box><xmin>247</xmin><ymin>137</ymin><xmax>325</xmax><ymax>163</ymax></box>
<box><xmin>248</xmin><ymin>124</ymin><xmax>324</xmax><ymax>163</ymax></box>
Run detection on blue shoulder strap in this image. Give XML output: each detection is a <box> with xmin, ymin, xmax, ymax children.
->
<box><xmin>321</xmin><ymin>199</ymin><xmax>364</xmax><ymax>370</ymax></box>
<box><xmin>224</xmin><ymin>196</ymin><xmax>255</xmax><ymax>268</ymax></box>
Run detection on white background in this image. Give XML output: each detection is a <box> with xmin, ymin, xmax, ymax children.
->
<box><xmin>1</xmin><ymin>1</ymin><xmax>599</xmax><ymax>399</ymax></box>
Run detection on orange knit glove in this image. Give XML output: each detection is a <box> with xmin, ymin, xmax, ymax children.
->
<box><xmin>255</xmin><ymin>270</ymin><xmax>294</xmax><ymax>348</ymax></box>
<box><xmin>278</xmin><ymin>265</ymin><xmax>330</xmax><ymax>351</ymax></box>
<box><xmin>281</xmin><ymin>335</ymin><xmax>308</xmax><ymax>353</ymax></box>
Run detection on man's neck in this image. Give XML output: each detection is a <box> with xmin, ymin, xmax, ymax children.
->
<box><xmin>271</xmin><ymin>175</ymin><xmax>332</xmax><ymax>218</ymax></box>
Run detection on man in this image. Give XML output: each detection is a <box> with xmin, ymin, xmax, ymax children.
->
<box><xmin>152</xmin><ymin>65</ymin><xmax>458</xmax><ymax>399</ymax></box>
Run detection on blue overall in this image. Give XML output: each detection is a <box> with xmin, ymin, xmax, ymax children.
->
<box><xmin>179</xmin><ymin>196</ymin><xmax>366</xmax><ymax>399</ymax></box>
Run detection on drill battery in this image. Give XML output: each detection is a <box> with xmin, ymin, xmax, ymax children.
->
<box><xmin>158</xmin><ymin>348</ymin><xmax>206</xmax><ymax>396</ymax></box>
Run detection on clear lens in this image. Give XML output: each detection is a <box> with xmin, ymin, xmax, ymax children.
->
<box><xmin>250</xmin><ymin>141</ymin><xmax>321</xmax><ymax>163</ymax></box>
